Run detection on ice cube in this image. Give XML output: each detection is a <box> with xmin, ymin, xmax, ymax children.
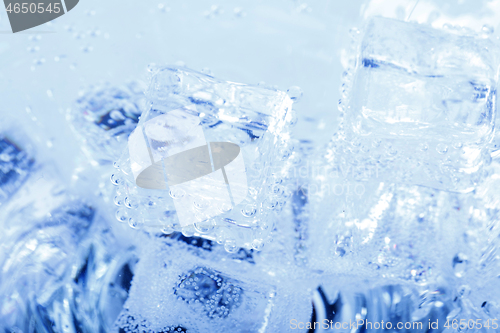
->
<box><xmin>333</xmin><ymin>16</ymin><xmax>499</xmax><ymax>192</ymax></box>
<box><xmin>114</xmin><ymin>66</ymin><xmax>295</xmax><ymax>251</ymax></box>
<box><xmin>68</xmin><ymin>81</ymin><xmax>146</xmax><ymax>163</ymax></box>
<box><xmin>0</xmin><ymin>201</ymin><xmax>94</xmax><ymax>331</ymax></box>
<box><xmin>312</xmin><ymin>280</ymin><xmax>452</xmax><ymax>332</ymax></box>
<box><xmin>0</xmin><ymin>134</ymin><xmax>34</xmax><ymax>205</ymax></box>
<box><xmin>0</xmin><ymin>196</ymin><xmax>140</xmax><ymax>333</ymax></box>
<box><xmin>305</xmin><ymin>181</ymin><xmax>475</xmax><ymax>284</ymax></box>
<box><xmin>114</xmin><ymin>236</ymin><xmax>281</xmax><ymax>332</ymax></box>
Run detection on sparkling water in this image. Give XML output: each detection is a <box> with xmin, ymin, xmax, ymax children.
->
<box><xmin>113</xmin><ymin>66</ymin><xmax>297</xmax><ymax>251</ymax></box>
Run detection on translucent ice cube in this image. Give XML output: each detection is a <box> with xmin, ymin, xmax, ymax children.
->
<box><xmin>68</xmin><ymin>81</ymin><xmax>146</xmax><ymax>163</ymax></box>
<box><xmin>114</xmin><ymin>236</ymin><xmax>280</xmax><ymax>332</ymax></box>
<box><xmin>0</xmin><ymin>133</ymin><xmax>34</xmax><ymax>205</ymax></box>
<box><xmin>333</xmin><ymin>17</ymin><xmax>499</xmax><ymax>192</ymax></box>
<box><xmin>305</xmin><ymin>181</ymin><xmax>475</xmax><ymax>284</ymax></box>
<box><xmin>0</xmin><ymin>197</ymin><xmax>140</xmax><ymax>333</ymax></box>
<box><xmin>312</xmin><ymin>279</ymin><xmax>453</xmax><ymax>333</ymax></box>
<box><xmin>114</xmin><ymin>66</ymin><xmax>295</xmax><ymax>251</ymax></box>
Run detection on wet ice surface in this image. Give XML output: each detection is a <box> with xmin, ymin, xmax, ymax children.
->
<box><xmin>2</xmin><ymin>0</ymin><xmax>500</xmax><ymax>332</ymax></box>
<box><xmin>115</xmin><ymin>234</ymin><xmax>312</xmax><ymax>332</ymax></box>
<box><xmin>331</xmin><ymin>16</ymin><xmax>498</xmax><ymax>192</ymax></box>
<box><xmin>0</xmin><ymin>134</ymin><xmax>34</xmax><ymax>205</ymax></box>
<box><xmin>114</xmin><ymin>66</ymin><xmax>296</xmax><ymax>250</ymax></box>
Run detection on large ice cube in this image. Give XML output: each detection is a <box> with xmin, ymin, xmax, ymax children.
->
<box><xmin>334</xmin><ymin>17</ymin><xmax>499</xmax><ymax>192</ymax></box>
<box><xmin>114</xmin><ymin>66</ymin><xmax>295</xmax><ymax>251</ymax></box>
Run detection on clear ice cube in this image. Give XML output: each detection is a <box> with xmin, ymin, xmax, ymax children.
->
<box><xmin>114</xmin><ymin>66</ymin><xmax>295</xmax><ymax>251</ymax></box>
<box><xmin>334</xmin><ymin>17</ymin><xmax>499</xmax><ymax>192</ymax></box>
<box><xmin>114</xmin><ymin>236</ymin><xmax>280</xmax><ymax>332</ymax></box>
<box><xmin>68</xmin><ymin>81</ymin><xmax>146</xmax><ymax>163</ymax></box>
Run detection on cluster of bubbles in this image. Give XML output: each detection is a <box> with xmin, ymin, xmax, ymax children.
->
<box><xmin>174</xmin><ymin>267</ymin><xmax>243</xmax><ymax>319</ymax></box>
<box><xmin>109</xmin><ymin>66</ymin><xmax>300</xmax><ymax>253</ymax></box>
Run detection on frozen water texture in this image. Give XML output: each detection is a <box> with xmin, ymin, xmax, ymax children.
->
<box><xmin>0</xmin><ymin>200</ymin><xmax>116</xmax><ymax>332</ymax></box>
<box><xmin>68</xmin><ymin>81</ymin><xmax>147</xmax><ymax>163</ymax></box>
<box><xmin>0</xmin><ymin>133</ymin><xmax>34</xmax><ymax>205</ymax></box>
<box><xmin>114</xmin><ymin>66</ymin><xmax>296</xmax><ymax>251</ymax></box>
<box><xmin>332</xmin><ymin>16</ymin><xmax>499</xmax><ymax>192</ymax></box>
<box><xmin>0</xmin><ymin>130</ymin><xmax>139</xmax><ymax>332</ymax></box>
<box><xmin>115</xmin><ymin>234</ymin><xmax>311</xmax><ymax>332</ymax></box>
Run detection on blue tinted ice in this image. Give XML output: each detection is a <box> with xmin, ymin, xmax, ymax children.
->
<box><xmin>0</xmin><ymin>134</ymin><xmax>34</xmax><ymax>205</ymax></box>
<box><xmin>114</xmin><ymin>66</ymin><xmax>296</xmax><ymax>251</ymax></box>
<box><xmin>68</xmin><ymin>81</ymin><xmax>146</xmax><ymax>163</ymax></box>
<box><xmin>332</xmin><ymin>16</ymin><xmax>499</xmax><ymax>192</ymax></box>
<box><xmin>114</xmin><ymin>237</ymin><xmax>276</xmax><ymax>332</ymax></box>
<box><xmin>0</xmin><ymin>198</ymin><xmax>139</xmax><ymax>332</ymax></box>
<box><xmin>115</xmin><ymin>234</ymin><xmax>312</xmax><ymax>332</ymax></box>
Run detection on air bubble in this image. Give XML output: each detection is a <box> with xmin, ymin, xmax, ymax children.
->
<box><xmin>194</xmin><ymin>220</ymin><xmax>215</xmax><ymax>233</ymax></box>
<box><xmin>124</xmin><ymin>196</ymin><xmax>139</xmax><ymax>209</ymax></box>
<box><xmin>218</xmin><ymin>202</ymin><xmax>232</xmax><ymax>213</ymax></box>
<box><xmin>436</xmin><ymin>143</ymin><xmax>448</xmax><ymax>154</ymax></box>
<box><xmin>482</xmin><ymin>24</ymin><xmax>494</xmax><ymax>34</ymax></box>
<box><xmin>418</xmin><ymin>143</ymin><xmax>428</xmax><ymax>151</ymax></box>
<box><xmin>110</xmin><ymin>173</ymin><xmax>122</xmax><ymax>186</ymax></box>
<box><xmin>146</xmin><ymin>199</ymin><xmax>157</xmax><ymax>209</ymax></box>
<box><xmin>161</xmin><ymin>225</ymin><xmax>174</xmax><ymax>234</ymax></box>
<box><xmin>287</xmin><ymin>86</ymin><xmax>303</xmax><ymax>102</ymax></box>
<box><xmin>181</xmin><ymin>226</ymin><xmax>195</xmax><ymax>237</ymax></box>
<box><xmin>169</xmin><ymin>188</ymin><xmax>185</xmax><ymax>199</ymax></box>
<box><xmin>128</xmin><ymin>217</ymin><xmax>144</xmax><ymax>229</ymax></box>
<box><xmin>113</xmin><ymin>195</ymin><xmax>123</xmax><ymax>206</ymax></box>
<box><xmin>234</xmin><ymin>7</ymin><xmax>246</xmax><ymax>18</ymax></box>
<box><xmin>453</xmin><ymin>253</ymin><xmax>468</xmax><ymax>278</ymax></box>
<box><xmin>194</xmin><ymin>198</ymin><xmax>209</xmax><ymax>210</ymax></box>
<box><xmin>224</xmin><ymin>239</ymin><xmax>238</xmax><ymax>253</ymax></box>
<box><xmin>241</xmin><ymin>204</ymin><xmax>257</xmax><ymax>217</ymax></box>
<box><xmin>252</xmin><ymin>239</ymin><xmax>264</xmax><ymax>251</ymax></box>
<box><xmin>115</xmin><ymin>208</ymin><xmax>128</xmax><ymax>223</ymax></box>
